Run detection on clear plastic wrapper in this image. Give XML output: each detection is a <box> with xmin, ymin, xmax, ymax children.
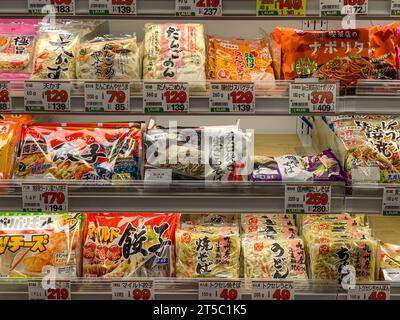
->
<box><xmin>182</xmin><ymin>214</ymin><xmax>238</xmax><ymax>226</ymax></box>
<box><xmin>240</xmin><ymin>214</ymin><xmax>295</xmax><ymax>230</ymax></box>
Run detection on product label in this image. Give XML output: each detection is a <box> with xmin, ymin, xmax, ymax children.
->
<box><xmin>342</xmin><ymin>0</ymin><xmax>368</xmax><ymax>14</ymax></box>
<box><xmin>143</xmin><ymin>82</ymin><xmax>189</xmax><ymax>113</ymax></box>
<box><xmin>0</xmin><ymin>82</ymin><xmax>11</xmax><ymax>112</ymax></box>
<box><xmin>84</xmin><ymin>82</ymin><xmax>130</xmax><ymax>112</ymax></box>
<box><xmin>28</xmin><ymin>0</ymin><xmax>75</xmax><ymax>14</ymax></box>
<box><xmin>175</xmin><ymin>0</ymin><xmax>222</xmax><ymax>16</ymax></box>
<box><xmin>320</xmin><ymin>0</ymin><xmax>341</xmax><ymax>16</ymax></box>
<box><xmin>348</xmin><ymin>284</ymin><xmax>390</xmax><ymax>300</ymax></box>
<box><xmin>382</xmin><ymin>187</ymin><xmax>400</xmax><ymax>216</ymax></box>
<box><xmin>28</xmin><ymin>280</ymin><xmax>71</xmax><ymax>300</ymax></box>
<box><xmin>22</xmin><ymin>184</ymin><xmax>68</xmax><ymax>212</ymax></box>
<box><xmin>144</xmin><ymin>169</ymin><xmax>172</xmax><ymax>185</ymax></box>
<box><xmin>285</xmin><ymin>185</ymin><xmax>331</xmax><ymax>214</ymax></box>
<box><xmin>89</xmin><ymin>0</ymin><xmax>136</xmax><ymax>15</ymax></box>
<box><xmin>289</xmin><ymin>83</ymin><xmax>336</xmax><ymax>114</ymax></box>
<box><xmin>210</xmin><ymin>82</ymin><xmax>255</xmax><ymax>113</ymax></box>
<box><xmin>199</xmin><ymin>281</ymin><xmax>241</xmax><ymax>300</ymax></box>
<box><xmin>112</xmin><ymin>280</ymin><xmax>154</xmax><ymax>300</ymax></box>
<box><xmin>391</xmin><ymin>0</ymin><xmax>400</xmax><ymax>16</ymax></box>
<box><xmin>252</xmin><ymin>281</ymin><xmax>295</xmax><ymax>300</ymax></box>
<box><xmin>24</xmin><ymin>81</ymin><xmax>71</xmax><ymax>112</ymax></box>
<box><xmin>256</xmin><ymin>0</ymin><xmax>306</xmax><ymax>16</ymax></box>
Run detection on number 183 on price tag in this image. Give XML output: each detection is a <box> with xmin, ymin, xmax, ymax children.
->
<box><xmin>285</xmin><ymin>185</ymin><xmax>331</xmax><ymax>214</ymax></box>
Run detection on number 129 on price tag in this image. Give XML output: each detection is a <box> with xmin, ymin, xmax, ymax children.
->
<box><xmin>199</xmin><ymin>281</ymin><xmax>241</xmax><ymax>300</ymax></box>
<box><xmin>143</xmin><ymin>82</ymin><xmax>189</xmax><ymax>113</ymax></box>
<box><xmin>25</xmin><ymin>81</ymin><xmax>71</xmax><ymax>112</ymax></box>
<box><xmin>210</xmin><ymin>83</ymin><xmax>255</xmax><ymax>113</ymax></box>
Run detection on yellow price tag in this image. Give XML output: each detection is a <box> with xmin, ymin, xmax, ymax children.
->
<box><xmin>256</xmin><ymin>0</ymin><xmax>306</xmax><ymax>16</ymax></box>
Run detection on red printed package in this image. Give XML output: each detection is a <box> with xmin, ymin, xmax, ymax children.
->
<box><xmin>83</xmin><ymin>213</ymin><xmax>180</xmax><ymax>278</ymax></box>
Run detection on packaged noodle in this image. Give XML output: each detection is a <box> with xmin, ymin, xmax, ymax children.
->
<box><xmin>250</xmin><ymin>149</ymin><xmax>346</xmax><ymax>182</ymax></box>
<box><xmin>243</xmin><ymin>225</ymin><xmax>298</xmax><ymax>240</ymax></box>
<box><xmin>143</xmin><ymin>23</ymin><xmax>206</xmax><ymax>87</ymax></box>
<box><xmin>272</xmin><ymin>23</ymin><xmax>398</xmax><ymax>90</ymax></box>
<box><xmin>207</xmin><ymin>36</ymin><xmax>275</xmax><ymax>81</ymax></box>
<box><xmin>242</xmin><ymin>237</ymin><xmax>307</xmax><ymax>279</ymax></box>
<box><xmin>0</xmin><ymin>212</ymin><xmax>82</xmax><ymax>278</ymax></box>
<box><xmin>175</xmin><ymin>224</ymin><xmax>240</xmax><ymax>278</ymax></box>
<box><xmin>379</xmin><ymin>242</ymin><xmax>400</xmax><ymax>281</ymax></box>
<box><xmin>77</xmin><ymin>35</ymin><xmax>141</xmax><ymax>80</ymax></box>
<box><xmin>241</xmin><ymin>214</ymin><xmax>295</xmax><ymax>229</ymax></box>
<box><xmin>182</xmin><ymin>214</ymin><xmax>238</xmax><ymax>226</ymax></box>
<box><xmin>14</xmin><ymin>122</ymin><xmax>143</xmax><ymax>180</ymax></box>
<box><xmin>83</xmin><ymin>213</ymin><xmax>180</xmax><ymax>278</ymax></box>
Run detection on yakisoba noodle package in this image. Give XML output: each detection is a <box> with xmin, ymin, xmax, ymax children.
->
<box><xmin>83</xmin><ymin>213</ymin><xmax>180</xmax><ymax>278</ymax></box>
<box><xmin>241</xmin><ymin>214</ymin><xmax>295</xmax><ymax>229</ymax></box>
<box><xmin>272</xmin><ymin>23</ymin><xmax>398</xmax><ymax>90</ymax></box>
<box><xmin>14</xmin><ymin>122</ymin><xmax>143</xmax><ymax>180</ymax></box>
<box><xmin>0</xmin><ymin>212</ymin><xmax>82</xmax><ymax>278</ymax></box>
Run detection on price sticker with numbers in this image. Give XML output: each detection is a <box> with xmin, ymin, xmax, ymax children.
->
<box><xmin>391</xmin><ymin>0</ymin><xmax>400</xmax><ymax>16</ymax></box>
<box><xmin>143</xmin><ymin>82</ymin><xmax>189</xmax><ymax>113</ymax></box>
<box><xmin>28</xmin><ymin>280</ymin><xmax>71</xmax><ymax>300</ymax></box>
<box><xmin>89</xmin><ymin>0</ymin><xmax>136</xmax><ymax>15</ymax></box>
<box><xmin>382</xmin><ymin>187</ymin><xmax>400</xmax><ymax>216</ymax></box>
<box><xmin>0</xmin><ymin>82</ymin><xmax>11</xmax><ymax>111</ymax></box>
<box><xmin>289</xmin><ymin>83</ymin><xmax>336</xmax><ymax>114</ymax></box>
<box><xmin>199</xmin><ymin>281</ymin><xmax>241</xmax><ymax>300</ymax></box>
<box><xmin>24</xmin><ymin>81</ymin><xmax>71</xmax><ymax>112</ymax></box>
<box><xmin>320</xmin><ymin>0</ymin><xmax>342</xmax><ymax>16</ymax></box>
<box><xmin>176</xmin><ymin>0</ymin><xmax>222</xmax><ymax>16</ymax></box>
<box><xmin>348</xmin><ymin>284</ymin><xmax>390</xmax><ymax>300</ymax></box>
<box><xmin>256</xmin><ymin>0</ymin><xmax>306</xmax><ymax>16</ymax></box>
<box><xmin>285</xmin><ymin>185</ymin><xmax>331</xmax><ymax>214</ymax></box>
<box><xmin>28</xmin><ymin>0</ymin><xmax>75</xmax><ymax>14</ymax></box>
<box><xmin>22</xmin><ymin>184</ymin><xmax>68</xmax><ymax>212</ymax></box>
<box><xmin>342</xmin><ymin>0</ymin><xmax>368</xmax><ymax>14</ymax></box>
<box><xmin>112</xmin><ymin>280</ymin><xmax>154</xmax><ymax>300</ymax></box>
<box><xmin>84</xmin><ymin>82</ymin><xmax>130</xmax><ymax>112</ymax></box>
<box><xmin>210</xmin><ymin>82</ymin><xmax>255</xmax><ymax>113</ymax></box>
<box><xmin>252</xmin><ymin>281</ymin><xmax>295</xmax><ymax>300</ymax></box>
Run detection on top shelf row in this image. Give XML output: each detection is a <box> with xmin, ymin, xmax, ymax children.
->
<box><xmin>3</xmin><ymin>0</ymin><xmax>400</xmax><ymax>18</ymax></box>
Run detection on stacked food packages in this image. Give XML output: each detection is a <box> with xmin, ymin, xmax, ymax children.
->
<box><xmin>241</xmin><ymin>214</ymin><xmax>308</xmax><ymax>280</ymax></box>
<box><xmin>302</xmin><ymin>214</ymin><xmax>378</xmax><ymax>283</ymax></box>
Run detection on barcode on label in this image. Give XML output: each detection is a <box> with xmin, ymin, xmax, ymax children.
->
<box><xmin>322</xmin><ymin>5</ymin><xmax>340</xmax><ymax>9</ymax></box>
<box><xmin>114</xmin><ymin>292</ymin><xmax>124</xmax><ymax>297</ymax></box>
<box><xmin>178</xmin><ymin>6</ymin><xmax>192</xmax><ymax>10</ymax></box>
<box><xmin>146</xmin><ymin>102</ymin><xmax>163</xmax><ymax>106</ymax></box>
<box><xmin>213</xmin><ymin>102</ymin><xmax>229</xmax><ymax>106</ymax></box>
<box><xmin>86</xmin><ymin>102</ymin><xmax>103</xmax><ymax>106</ymax></box>
<box><xmin>287</xmin><ymin>204</ymin><xmax>303</xmax><ymax>208</ymax></box>
<box><xmin>385</xmin><ymin>206</ymin><xmax>399</xmax><ymax>209</ymax></box>
<box><xmin>393</xmin><ymin>3</ymin><xmax>400</xmax><ymax>8</ymax></box>
<box><xmin>91</xmin><ymin>4</ymin><xmax>108</xmax><ymax>8</ymax></box>
<box><xmin>292</xmin><ymin>102</ymin><xmax>308</xmax><ymax>107</ymax></box>
<box><xmin>25</xmin><ymin>203</ymin><xmax>40</xmax><ymax>207</ymax></box>
<box><xmin>26</xmin><ymin>100</ymin><xmax>42</xmax><ymax>104</ymax></box>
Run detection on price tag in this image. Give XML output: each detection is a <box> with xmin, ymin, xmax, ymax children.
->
<box><xmin>176</xmin><ymin>0</ymin><xmax>222</xmax><ymax>16</ymax></box>
<box><xmin>285</xmin><ymin>185</ymin><xmax>331</xmax><ymax>214</ymax></box>
<box><xmin>89</xmin><ymin>0</ymin><xmax>136</xmax><ymax>15</ymax></box>
<box><xmin>289</xmin><ymin>83</ymin><xmax>336</xmax><ymax>114</ymax></box>
<box><xmin>382</xmin><ymin>187</ymin><xmax>400</xmax><ymax>216</ymax></box>
<box><xmin>28</xmin><ymin>0</ymin><xmax>75</xmax><ymax>14</ymax></box>
<box><xmin>210</xmin><ymin>82</ymin><xmax>255</xmax><ymax>113</ymax></box>
<box><xmin>391</xmin><ymin>0</ymin><xmax>400</xmax><ymax>16</ymax></box>
<box><xmin>0</xmin><ymin>82</ymin><xmax>11</xmax><ymax>111</ymax></box>
<box><xmin>22</xmin><ymin>184</ymin><xmax>68</xmax><ymax>212</ymax></box>
<box><xmin>252</xmin><ymin>281</ymin><xmax>295</xmax><ymax>300</ymax></box>
<box><xmin>348</xmin><ymin>284</ymin><xmax>390</xmax><ymax>300</ymax></box>
<box><xmin>199</xmin><ymin>281</ymin><xmax>241</xmax><ymax>300</ymax></box>
<box><xmin>256</xmin><ymin>0</ymin><xmax>306</xmax><ymax>16</ymax></box>
<box><xmin>320</xmin><ymin>0</ymin><xmax>342</xmax><ymax>16</ymax></box>
<box><xmin>28</xmin><ymin>280</ymin><xmax>71</xmax><ymax>300</ymax></box>
<box><xmin>343</xmin><ymin>0</ymin><xmax>367</xmax><ymax>14</ymax></box>
<box><xmin>144</xmin><ymin>169</ymin><xmax>172</xmax><ymax>185</ymax></box>
<box><xmin>112</xmin><ymin>280</ymin><xmax>154</xmax><ymax>300</ymax></box>
<box><xmin>24</xmin><ymin>81</ymin><xmax>71</xmax><ymax>112</ymax></box>
<box><xmin>143</xmin><ymin>82</ymin><xmax>189</xmax><ymax>113</ymax></box>
<box><xmin>84</xmin><ymin>82</ymin><xmax>130</xmax><ymax>112</ymax></box>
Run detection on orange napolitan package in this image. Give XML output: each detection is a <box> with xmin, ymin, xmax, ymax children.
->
<box><xmin>0</xmin><ymin>121</ymin><xmax>20</xmax><ymax>179</ymax></box>
<box><xmin>272</xmin><ymin>23</ymin><xmax>398</xmax><ymax>89</ymax></box>
<box><xmin>207</xmin><ymin>36</ymin><xmax>275</xmax><ymax>81</ymax></box>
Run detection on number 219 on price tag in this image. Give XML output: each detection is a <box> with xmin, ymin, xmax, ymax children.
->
<box><xmin>28</xmin><ymin>280</ymin><xmax>71</xmax><ymax>300</ymax></box>
<box><xmin>199</xmin><ymin>281</ymin><xmax>241</xmax><ymax>300</ymax></box>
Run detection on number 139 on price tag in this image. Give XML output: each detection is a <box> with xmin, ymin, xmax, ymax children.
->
<box><xmin>210</xmin><ymin>82</ymin><xmax>255</xmax><ymax>113</ymax></box>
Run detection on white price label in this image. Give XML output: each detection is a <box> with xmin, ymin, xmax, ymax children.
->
<box><xmin>0</xmin><ymin>82</ymin><xmax>11</xmax><ymax>111</ymax></box>
<box><xmin>143</xmin><ymin>82</ymin><xmax>189</xmax><ymax>113</ymax></box>
<box><xmin>343</xmin><ymin>0</ymin><xmax>368</xmax><ymax>14</ymax></box>
<box><xmin>348</xmin><ymin>284</ymin><xmax>390</xmax><ymax>300</ymax></box>
<box><xmin>28</xmin><ymin>280</ymin><xmax>71</xmax><ymax>300</ymax></box>
<box><xmin>252</xmin><ymin>281</ymin><xmax>295</xmax><ymax>300</ymax></box>
<box><xmin>285</xmin><ymin>185</ymin><xmax>331</xmax><ymax>214</ymax></box>
<box><xmin>28</xmin><ymin>0</ymin><xmax>75</xmax><ymax>14</ymax></box>
<box><xmin>24</xmin><ymin>81</ymin><xmax>71</xmax><ymax>112</ymax></box>
<box><xmin>382</xmin><ymin>187</ymin><xmax>400</xmax><ymax>216</ymax></box>
<box><xmin>22</xmin><ymin>184</ymin><xmax>68</xmax><ymax>212</ymax></box>
<box><xmin>199</xmin><ymin>281</ymin><xmax>241</xmax><ymax>300</ymax></box>
<box><xmin>176</xmin><ymin>0</ymin><xmax>222</xmax><ymax>16</ymax></box>
<box><xmin>89</xmin><ymin>0</ymin><xmax>136</xmax><ymax>15</ymax></box>
<box><xmin>144</xmin><ymin>169</ymin><xmax>172</xmax><ymax>185</ymax></box>
<box><xmin>289</xmin><ymin>83</ymin><xmax>336</xmax><ymax>114</ymax></box>
<box><xmin>84</xmin><ymin>82</ymin><xmax>130</xmax><ymax>112</ymax></box>
<box><xmin>320</xmin><ymin>0</ymin><xmax>342</xmax><ymax>16</ymax></box>
<box><xmin>391</xmin><ymin>0</ymin><xmax>400</xmax><ymax>16</ymax></box>
<box><xmin>112</xmin><ymin>281</ymin><xmax>154</xmax><ymax>300</ymax></box>
<box><xmin>210</xmin><ymin>82</ymin><xmax>255</xmax><ymax>113</ymax></box>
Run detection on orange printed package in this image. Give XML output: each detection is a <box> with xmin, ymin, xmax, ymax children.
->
<box><xmin>83</xmin><ymin>213</ymin><xmax>180</xmax><ymax>278</ymax></box>
<box><xmin>272</xmin><ymin>23</ymin><xmax>398</xmax><ymax>89</ymax></box>
<box><xmin>207</xmin><ymin>36</ymin><xmax>275</xmax><ymax>81</ymax></box>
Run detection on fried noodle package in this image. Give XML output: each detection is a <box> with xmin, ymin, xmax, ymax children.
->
<box><xmin>83</xmin><ymin>213</ymin><xmax>180</xmax><ymax>278</ymax></box>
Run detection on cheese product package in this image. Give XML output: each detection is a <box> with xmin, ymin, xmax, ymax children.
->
<box><xmin>83</xmin><ymin>213</ymin><xmax>180</xmax><ymax>278</ymax></box>
<box><xmin>175</xmin><ymin>224</ymin><xmax>240</xmax><ymax>278</ymax></box>
<box><xmin>14</xmin><ymin>122</ymin><xmax>143</xmax><ymax>180</ymax></box>
<box><xmin>143</xmin><ymin>23</ymin><xmax>206</xmax><ymax>89</ymax></box>
<box><xmin>77</xmin><ymin>35</ymin><xmax>141</xmax><ymax>80</ymax></box>
<box><xmin>0</xmin><ymin>212</ymin><xmax>82</xmax><ymax>278</ymax></box>
<box><xmin>242</xmin><ymin>237</ymin><xmax>307</xmax><ymax>279</ymax></box>
<box><xmin>272</xmin><ymin>23</ymin><xmax>398</xmax><ymax>90</ymax></box>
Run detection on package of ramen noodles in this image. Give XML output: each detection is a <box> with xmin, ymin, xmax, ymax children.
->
<box><xmin>272</xmin><ymin>23</ymin><xmax>398</xmax><ymax>90</ymax></box>
<box><xmin>0</xmin><ymin>212</ymin><xmax>82</xmax><ymax>278</ymax></box>
<box><xmin>83</xmin><ymin>213</ymin><xmax>180</xmax><ymax>278</ymax></box>
<box><xmin>77</xmin><ymin>35</ymin><xmax>141</xmax><ymax>80</ymax></box>
<box><xmin>242</xmin><ymin>237</ymin><xmax>307</xmax><ymax>279</ymax></box>
<box><xmin>14</xmin><ymin>122</ymin><xmax>143</xmax><ymax>180</ymax></box>
<box><xmin>175</xmin><ymin>224</ymin><xmax>240</xmax><ymax>278</ymax></box>
<box><xmin>143</xmin><ymin>23</ymin><xmax>206</xmax><ymax>88</ymax></box>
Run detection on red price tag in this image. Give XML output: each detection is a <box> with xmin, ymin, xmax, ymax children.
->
<box><xmin>111</xmin><ymin>0</ymin><xmax>136</xmax><ymax>14</ymax></box>
<box><xmin>112</xmin><ymin>281</ymin><xmax>154</xmax><ymax>300</ymax></box>
<box><xmin>199</xmin><ymin>281</ymin><xmax>241</xmax><ymax>300</ymax></box>
<box><xmin>29</xmin><ymin>280</ymin><xmax>71</xmax><ymax>300</ymax></box>
<box><xmin>132</xmin><ymin>288</ymin><xmax>152</xmax><ymax>300</ymax></box>
<box><xmin>285</xmin><ymin>185</ymin><xmax>331</xmax><ymax>214</ymax></box>
<box><xmin>47</xmin><ymin>287</ymin><xmax>70</xmax><ymax>300</ymax></box>
<box><xmin>252</xmin><ymin>281</ymin><xmax>295</xmax><ymax>300</ymax></box>
<box><xmin>0</xmin><ymin>82</ymin><xmax>11</xmax><ymax>111</ymax></box>
<box><xmin>25</xmin><ymin>81</ymin><xmax>71</xmax><ymax>112</ymax></box>
<box><xmin>348</xmin><ymin>284</ymin><xmax>390</xmax><ymax>300</ymax></box>
<box><xmin>210</xmin><ymin>82</ymin><xmax>255</xmax><ymax>113</ymax></box>
<box><xmin>22</xmin><ymin>184</ymin><xmax>68</xmax><ymax>212</ymax></box>
<box><xmin>85</xmin><ymin>82</ymin><xmax>130</xmax><ymax>112</ymax></box>
<box><xmin>343</xmin><ymin>0</ymin><xmax>367</xmax><ymax>14</ymax></box>
<box><xmin>50</xmin><ymin>0</ymin><xmax>75</xmax><ymax>14</ymax></box>
<box><xmin>276</xmin><ymin>0</ymin><xmax>302</xmax><ymax>10</ymax></box>
<box><xmin>305</xmin><ymin>192</ymin><xmax>329</xmax><ymax>206</ymax></box>
<box><xmin>219</xmin><ymin>288</ymin><xmax>238</xmax><ymax>300</ymax></box>
<box><xmin>144</xmin><ymin>82</ymin><xmax>189</xmax><ymax>113</ymax></box>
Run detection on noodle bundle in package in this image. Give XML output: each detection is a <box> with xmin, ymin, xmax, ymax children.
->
<box><xmin>272</xmin><ymin>23</ymin><xmax>398</xmax><ymax>90</ymax></box>
<box><xmin>0</xmin><ymin>212</ymin><xmax>82</xmax><ymax>278</ymax></box>
<box><xmin>83</xmin><ymin>213</ymin><xmax>180</xmax><ymax>278</ymax></box>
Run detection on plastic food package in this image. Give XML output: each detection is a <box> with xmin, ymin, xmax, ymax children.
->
<box><xmin>242</xmin><ymin>237</ymin><xmax>307</xmax><ymax>279</ymax></box>
<box><xmin>272</xmin><ymin>23</ymin><xmax>398</xmax><ymax>90</ymax></box>
<box><xmin>14</xmin><ymin>122</ymin><xmax>143</xmax><ymax>180</ymax></box>
<box><xmin>241</xmin><ymin>214</ymin><xmax>295</xmax><ymax>229</ymax></box>
<box><xmin>250</xmin><ymin>149</ymin><xmax>346</xmax><ymax>182</ymax></box>
<box><xmin>0</xmin><ymin>212</ymin><xmax>82</xmax><ymax>278</ymax></box>
<box><xmin>207</xmin><ymin>36</ymin><xmax>275</xmax><ymax>82</ymax></box>
<box><xmin>379</xmin><ymin>242</ymin><xmax>400</xmax><ymax>281</ymax></box>
<box><xmin>182</xmin><ymin>214</ymin><xmax>238</xmax><ymax>226</ymax></box>
<box><xmin>77</xmin><ymin>35</ymin><xmax>141</xmax><ymax>80</ymax></box>
<box><xmin>243</xmin><ymin>224</ymin><xmax>298</xmax><ymax>238</ymax></box>
<box><xmin>143</xmin><ymin>23</ymin><xmax>206</xmax><ymax>88</ymax></box>
<box><xmin>175</xmin><ymin>224</ymin><xmax>240</xmax><ymax>278</ymax></box>
<box><xmin>83</xmin><ymin>213</ymin><xmax>180</xmax><ymax>278</ymax></box>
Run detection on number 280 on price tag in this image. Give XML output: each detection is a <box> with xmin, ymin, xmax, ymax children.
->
<box><xmin>210</xmin><ymin>83</ymin><xmax>255</xmax><ymax>113</ymax></box>
<box><xmin>285</xmin><ymin>185</ymin><xmax>331</xmax><ymax>214</ymax></box>
<box><xmin>199</xmin><ymin>281</ymin><xmax>241</xmax><ymax>300</ymax></box>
